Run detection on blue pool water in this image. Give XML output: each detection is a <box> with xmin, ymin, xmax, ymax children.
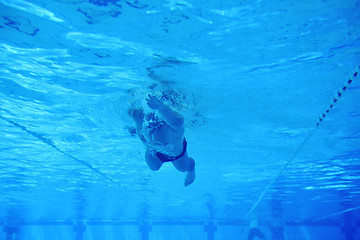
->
<box><xmin>1</xmin><ymin>0</ymin><xmax>360</xmax><ymax>239</ymax></box>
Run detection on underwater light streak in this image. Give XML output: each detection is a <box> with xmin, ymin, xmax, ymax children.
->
<box><xmin>0</xmin><ymin>0</ymin><xmax>64</xmax><ymax>23</ymax></box>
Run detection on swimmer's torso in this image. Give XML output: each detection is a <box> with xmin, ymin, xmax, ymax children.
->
<box><xmin>143</xmin><ymin>112</ymin><xmax>184</xmax><ymax>155</ymax></box>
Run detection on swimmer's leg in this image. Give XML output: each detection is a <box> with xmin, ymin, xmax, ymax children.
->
<box><xmin>184</xmin><ymin>157</ymin><xmax>195</xmax><ymax>187</ymax></box>
<box><xmin>145</xmin><ymin>148</ymin><xmax>163</xmax><ymax>171</ymax></box>
<box><xmin>172</xmin><ymin>156</ymin><xmax>195</xmax><ymax>186</ymax></box>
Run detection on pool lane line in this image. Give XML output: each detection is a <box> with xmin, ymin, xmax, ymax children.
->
<box><xmin>312</xmin><ymin>206</ymin><xmax>360</xmax><ymax>222</ymax></box>
<box><xmin>0</xmin><ymin>115</ymin><xmax>123</xmax><ymax>187</ymax></box>
<box><xmin>316</xmin><ymin>68</ymin><xmax>358</xmax><ymax>126</ymax></box>
<box><xmin>244</xmin><ymin>66</ymin><xmax>359</xmax><ymax>220</ymax></box>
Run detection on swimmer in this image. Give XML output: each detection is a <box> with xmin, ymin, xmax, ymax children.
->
<box><xmin>129</xmin><ymin>93</ymin><xmax>195</xmax><ymax>186</ymax></box>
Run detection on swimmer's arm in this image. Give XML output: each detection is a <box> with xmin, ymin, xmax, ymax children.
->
<box><xmin>147</xmin><ymin>94</ymin><xmax>184</xmax><ymax>129</ymax></box>
<box><xmin>130</xmin><ymin>109</ymin><xmax>147</xmax><ymax>144</ymax></box>
<box><xmin>157</xmin><ymin>104</ymin><xmax>184</xmax><ymax>129</ymax></box>
<box><xmin>135</xmin><ymin>122</ymin><xmax>147</xmax><ymax>144</ymax></box>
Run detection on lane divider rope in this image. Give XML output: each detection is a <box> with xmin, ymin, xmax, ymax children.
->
<box><xmin>244</xmin><ymin>66</ymin><xmax>359</xmax><ymax>219</ymax></box>
<box><xmin>0</xmin><ymin>115</ymin><xmax>122</xmax><ymax>187</ymax></box>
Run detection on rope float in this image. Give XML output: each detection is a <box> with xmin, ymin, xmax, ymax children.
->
<box><xmin>245</xmin><ymin>66</ymin><xmax>359</xmax><ymax>219</ymax></box>
<box><xmin>317</xmin><ymin>68</ymin><xmax>358</xmax><ymax>126</ymax></box>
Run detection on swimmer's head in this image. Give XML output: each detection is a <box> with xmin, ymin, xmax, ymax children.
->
<box><xmin>153</xmin><ymin>89</ymin><xmax>185</xmax><ymax>111</ymax></box>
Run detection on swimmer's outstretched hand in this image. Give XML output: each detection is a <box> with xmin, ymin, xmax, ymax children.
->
<box><xmin>146</xmin><ymin>94</ymin><xmax>164</xmax><ymax>110</ymax></box>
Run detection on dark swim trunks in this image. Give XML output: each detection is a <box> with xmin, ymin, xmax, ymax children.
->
<box><xmin>155</xmin><ymin>138</ymin><xmax>187</xmax><ymax>162</ymax></box>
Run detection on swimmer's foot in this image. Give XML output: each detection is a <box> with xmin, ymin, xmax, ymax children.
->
<box><xmin>184</xmin><ymin>170</ymin><xmax>195</xmax><ymax>187</ymax></box>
